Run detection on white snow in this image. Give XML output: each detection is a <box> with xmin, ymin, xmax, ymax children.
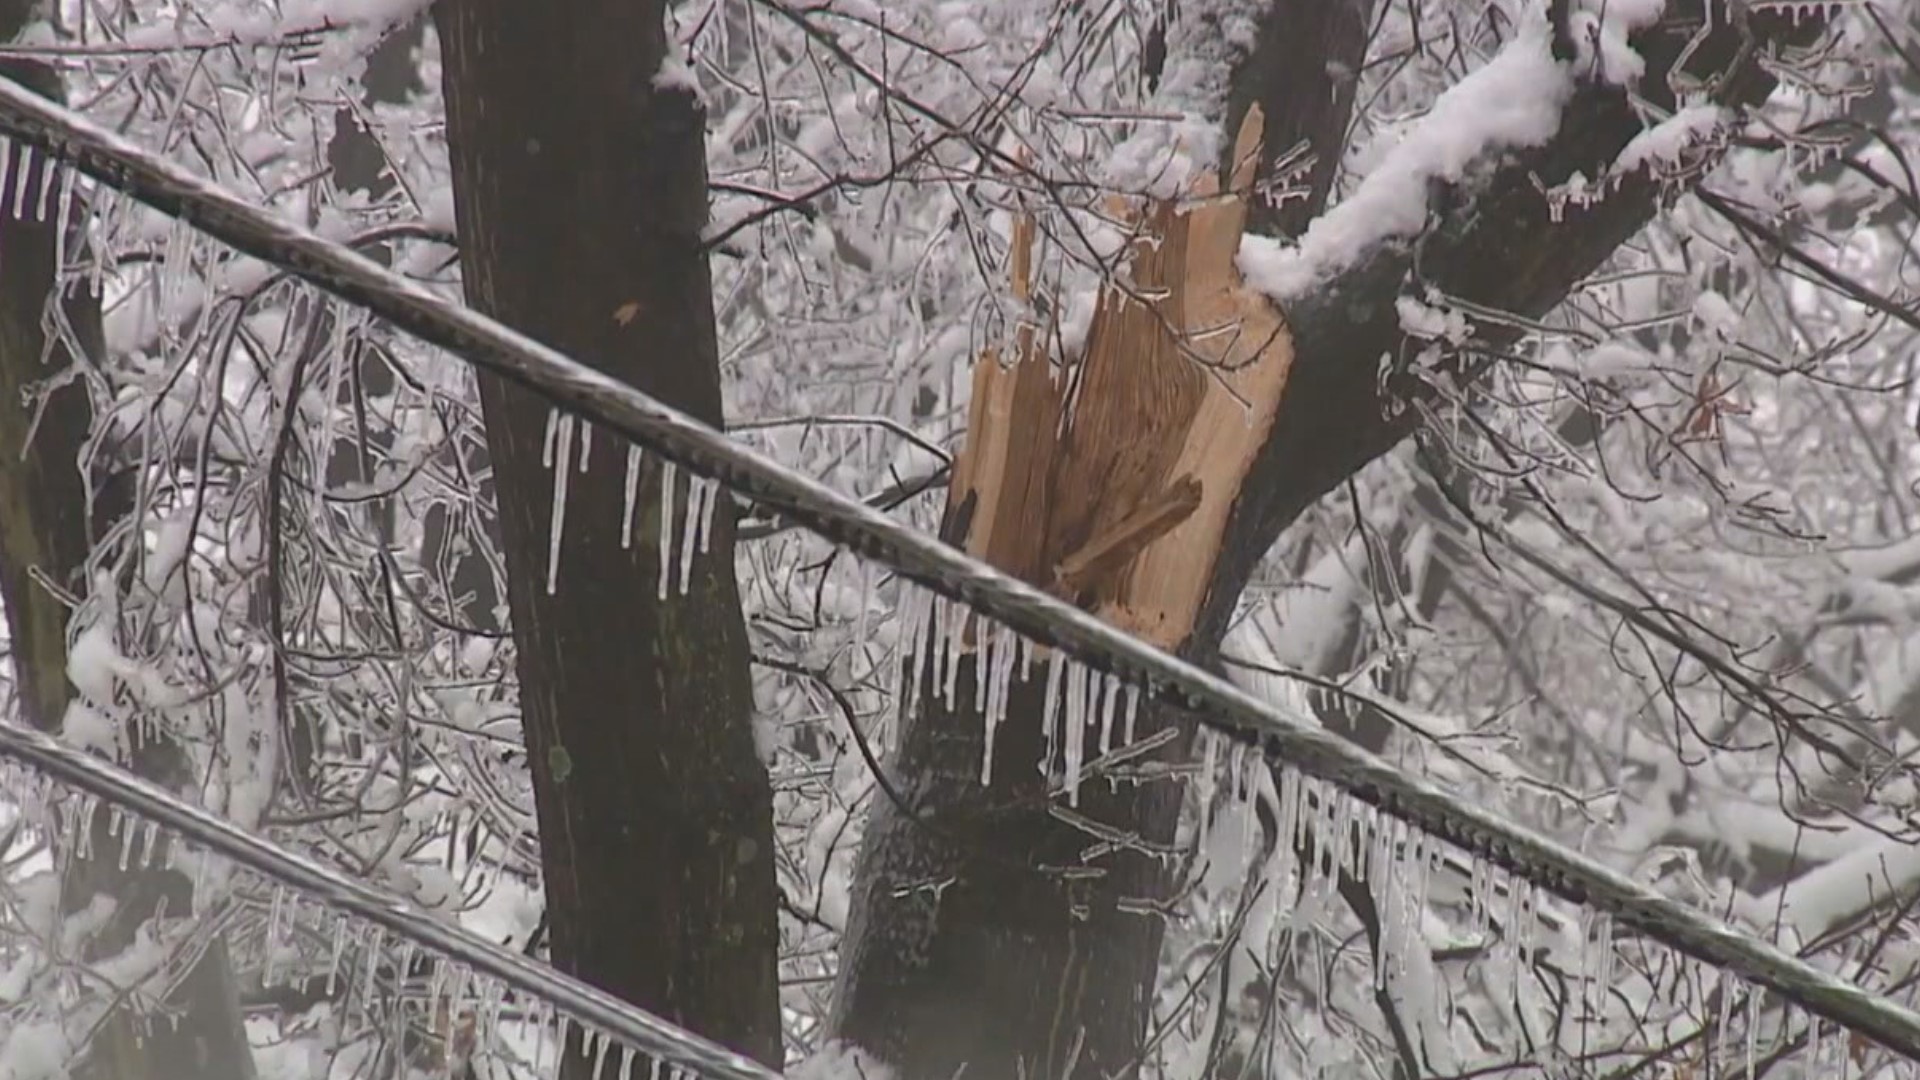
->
<box><xmin>1614</xmin><ymin>104</ymin><xmax>1729</xmax><ymax>178</ymax></box>
<box><xmin>793</xmin><ymin>1041</ymin><xmax>896</xmax><ymax>1080</ymax></box>
<box><xmin>1740</xmin><ymin>835</ymin><xmax>1920</xmax><ymax>943</ymax></box>
<box><xmin>0</xmin><ymin>1020</ymin><xmax>71</xmax><ymax>1080</ymax></box>
<box><xmin>653</xmin><ymin>50</ymin><xmax>703</xmax><ymax>101</ymax></box>
<box><xmin>1239</xmin><ymin>8</ymin><xmax>1574</xmax><ymax>301</ymax></box>
<box><xmin>1102</xmin><ymin>0</ymin><xmax>1265</xmax><ymax>199</ymax></box>
<box><xmin>1568</xmin><ymin>0</ymin><xmax>1668</xmax><ymax>86</ymax></box>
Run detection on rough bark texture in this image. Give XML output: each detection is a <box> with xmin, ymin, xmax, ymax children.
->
<box><xmin>436</xmin><ymin>0</ymin><xmax>782</xmax><ymax>1069</ymax></box>
<box><xmin>0</xmin><ymin>27</ymin><xmax>255</xmax><ymax>1080</ymax></box>
<box><xmin>831</xmin><ymin>3</ymin><xmax>1819</xmax><ymax>1078</ymax></box>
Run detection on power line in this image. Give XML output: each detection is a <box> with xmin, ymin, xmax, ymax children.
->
<box><xmin>0</xmin><ymin>75</ymin><xmax>1917</xmax><ymax>1059</ymax></box>
<box><xmin>0</xmin><ymin>720</ymin><xmax>784</xmax><ymax>1080</ymax></box>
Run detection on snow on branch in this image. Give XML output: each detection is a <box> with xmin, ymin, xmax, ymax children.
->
<box><xmin>5</xmin><ymin>71</ymin><xmax>1920</xmax><ymax>1058</ymax></box>
<box><xmin>1238</xmin><ymin>6</ymin><xmax>1575</xmax><ymax>301</ymax></box>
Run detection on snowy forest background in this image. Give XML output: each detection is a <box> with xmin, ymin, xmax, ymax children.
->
<box><xmin>2</xmin><ymin>0</ymin><xmax>1920</xmax><ymax>1077</ymax></box>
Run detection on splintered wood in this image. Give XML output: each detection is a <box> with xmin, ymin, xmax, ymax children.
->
<box><xmin>950</xmin><ymin>105</ymin><xmax>1295</xmax><ymax>650</ymax></box>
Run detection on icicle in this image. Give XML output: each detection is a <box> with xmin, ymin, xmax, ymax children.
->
<box><xmin>362</xmin><ymin>925</ymin><xmax>383</xmax><ymax>1004</ymax></box>
<box><xmin>263</xmin><ymin>887</ymin><xmax>288</xmax><ymax>985</ymax></box>
<box><xmin>677</xmin><ymin>476</ymin><xmax>708</xmax><ymax>594</ymax></box>
<box><xmin>622</xmin><ymin>445</ymin><xmax>644</xmax><ymax>548</ymax></box>
<box><xmin>1063</xmin><ymin>661</ymin><xmax>1088</xmax><ymax>805</ymax></box>
<box><xmin>981</xmin><ymin>626</ymin><xmax>1004</xmax><ymax>784</ymax></box>
<box><xmin>1273</xmin><ymin>766</ymin><xmax>1301</xmax><ymax>885</ymax></box>
<box><xmin>1744</xmin><ymin>985</ymin><xmax>1759</xmax><ymax>1076</ymax></box>
<box><xmin>531</xmin><ymin>1000</ymin><xmax>550</xmax><ymax>1073</ymax></box>
<box><xmin>1374</xmin><ymin>822</ymin><xmax>1398</xmax><ymax>994</ymax></box>
<box><xmin>942</xmin><ymin>604</ymin><xmax>969</xmax><ymax>710</ymax></box>
<box><xmin>593</xmin><ymin>1026</ymin><xmax>613</xmax><ymax>1076</ymax></box>
<box><xmin>557</xmin><ymin>1013</ymin><xmax>576</xmax><ymax>1071</ymax></box>
<box><xmin>1199</xmin><ymin>729</ymin><xmax>1219</xmax><ymax>837</ymax></box>
<box><xmin>1594</xmin><ymin>911</ymin><xmax>1615</xmax><ymax>1006</ymax></box>
<box><xmin>696</xmin><ymin>473</ymin><xmax>719</xmax><ymax>555</ymax></box>
<box><xmin>9</xmin><ymin>141</ymin><xmax>33</xmax><ymax>218</ymax></box>
<box><xmin>545</xmin><ymin>410</ymin><xmax>575</xmax><ymax>595</ymax></box>
<box><xmin>577</xmin><ymin>419</ymin><xmax>593</xmax><ymax>472</ymax></box>
<box><xmin>426</xmin><ymin>955</ymin><xmax>449</xmax><ymax>1025</ymax></box>
<box><xmin>326</xmin><ymin>914</ymin><xmax>349</xmax><ymax>995</ymax></box>
<box><xmin>1493</xmin><ymin>874</ymin><xmax>1517</xmax><ymax>995</ymax></box>
<box><xmin>1098</xmin><ymin>673</ymin><xmax>1119</xmax><ymax>757</ymax></box>
<box><xmin>1328</xmin><ymin>789</ymin><xmax>1355</xmax><ymax>879</ymax></box>
<box><xmin>159</xmin><ymin>219</ymin><xmax>189</xmax><ymax>332</ymax></box>
<box><xmin>1041</xmin><ymin>649</ymin><xmax>1066</xmax><ymax>779</ymax></box>
<box><xmin>973</xmin><ymin>610</ymin><xmax>992</xmax><ymax>719</ymax></box>
<box><xmin>926</xmin><ymin>597</ymin><xmax>951</xmax><ymax>702</ymax></box>
<box><xmin>137</xmin><ymin>819</ymin><xmax>159</xmax><ymax>868</ymax></box>
<box><xmin>651</xmin><ymin>1057</ymin><xmax>664</xmax><ymax>1080</ymax></box>
<box><xmin>981</xmin><ymin>623</ymin><xmax>1017</xmax><ymax>785</ymax></box>
<box><xmin>117</xmin><ymin>809</ymin><xmax>137</xmax><ymax>871</ymax></box>
<box><xmin>905</xmin><ymin>588</ymin><xmax>935</xmax><ymax>718</ymax></box>
<box><xmin>1804</xmin><ymin>1014</ymin><xmax>1822</xmax><ymax>1075</ymax></box>
<box><xmin>32</xmin><ymin>149</ymin><xmax>53</xmax><ymax>222</ymax></box>
<box><xmin>1356</xmin><ymin>801</ymin><xmax>1380</xmax><ymax>886</ymax></box>
<box><xmin>620</xmin><ymin>1046</ymin><xmax>637</xmax><ymax>1080</ymax></box>
<box><xmin>577</xmin><ymin>1027</ymin><xmax>598</xmax><ymax>1072</ymax></box>
<box><xmin>657</xmin><ymin>461</ymin><xmax>678</xmax><ymax>600</ymax></box>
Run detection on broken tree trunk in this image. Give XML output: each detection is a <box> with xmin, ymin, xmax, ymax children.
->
<box><xmin>830</xmin><ymin>112</ymin><xmax>1297</xmax><ymax>1080</ymax></box>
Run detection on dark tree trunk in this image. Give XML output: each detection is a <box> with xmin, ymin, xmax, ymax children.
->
<box><xmin>829</xmin><ymin>4</ymin><xmax>1818</xmax><ymax>1078</ymax></box>
<box><xmin>0</xmin><ymin>24</ymin><xmax>255</xmax><ymax>1080</ymax></box>
<box><xmin>435</xmin><ymin>0</ymin><xmax>782</xmax><ymax>1070</ymax></box>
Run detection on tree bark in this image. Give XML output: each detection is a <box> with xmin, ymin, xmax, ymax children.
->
<box><xmin>435</xmin><ymin>0</ymin><xmax>782</xmax><ymax>1069</ymax></box>
<box><xmin>0</xmin><ymin>24</ymin><xmax>255</xmax><ymax>1080</ymax></box>
<box><xmin>830</xmin><ymin>4</ymin><xmax>1818</xmax><ymax>1078</ymax></box>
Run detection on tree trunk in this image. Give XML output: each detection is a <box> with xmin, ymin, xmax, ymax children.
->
<box><xmin>435</xmin><ymin>0</ymin><xmax>782</xmax><ymax>1069</ymax></box>
<box><xmin>828</xmin><ymin>6</ymin><xmax>1371</xmax><ymax>1077</ymax></box>
<box><xmin>829</xmin><ymin>3</ymin><xmax>1817</xmax><ymax>1077</ymax></box>
<box><xmin>0</xmin><ymin>27</ymin><xmax>255</xmax><ymax>1080</ymax></box>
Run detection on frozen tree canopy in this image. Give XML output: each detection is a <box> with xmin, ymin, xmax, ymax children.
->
<box><xmin>2</xmin><ymin>1</ymin><xmax>1920</xmax><ymax>1079</ymax></box>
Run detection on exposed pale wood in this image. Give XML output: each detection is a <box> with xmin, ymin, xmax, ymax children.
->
<box><xmin>945</xmin><ymin>104</ymin><xmax>1295</xmax><ymax>647</ymax></box>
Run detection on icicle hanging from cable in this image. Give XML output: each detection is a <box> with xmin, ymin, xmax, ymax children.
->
<box><xmin>0</xmin><ymin>731</ymin><xmax>780</xmax><ymax>1080</ymax></box>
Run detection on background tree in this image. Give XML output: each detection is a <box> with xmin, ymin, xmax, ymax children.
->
<box><xmin>0</xmin><ymin>5</ymin><xmax>254</xmax><ymax>1077</ymax></box>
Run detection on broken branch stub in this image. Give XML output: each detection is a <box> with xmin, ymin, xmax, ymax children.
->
<box><xmin>949</xmin><ymin>104</ymin><xmax>1294</xmax><ymax>650</ymax></box>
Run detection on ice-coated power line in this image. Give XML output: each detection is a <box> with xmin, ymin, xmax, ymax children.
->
<box><xmin>0</xmin><ymin>719</ymin><xmax>784</xmax><ymax>1080</ymax></box>
<box><xmin>2</xmin><ymin>74</ymin><xmax>1919</xmax><ymax>1059</ymax></box>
